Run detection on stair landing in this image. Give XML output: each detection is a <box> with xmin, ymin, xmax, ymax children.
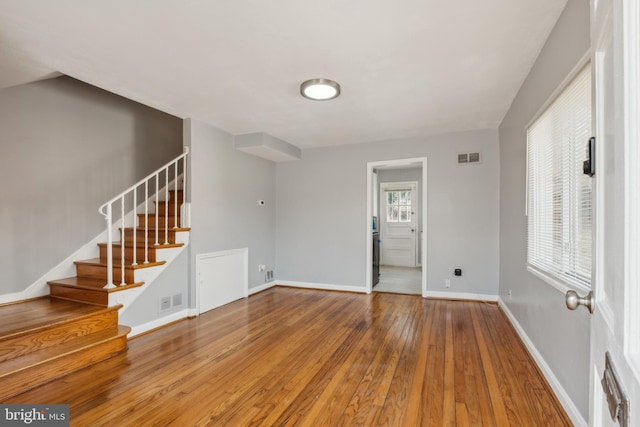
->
<box><xmin>0</xmin><ymin>297</ymin><xmax>129</xmax><ymax>400</ymax></box>
<box><xmin>0</xmin><ymin>297</ymin><xmax>110</xmax><ymax>339</ymax></box>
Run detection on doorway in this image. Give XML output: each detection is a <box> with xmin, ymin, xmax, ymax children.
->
<box><xmin>366</xmin><ymin>158</ymin><xmax>427</xmax><ymax>296</ymax></box>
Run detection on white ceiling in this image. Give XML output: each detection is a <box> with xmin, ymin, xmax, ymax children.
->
<box><xmin>0</xmin><ymin>0</ymin><xmax>567</xmax><ymax>149</ymax></box>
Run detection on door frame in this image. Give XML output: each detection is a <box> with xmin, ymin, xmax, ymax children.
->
<box><xmin>379</xmin><ymin>181</ymin><xmax>419</xmax><ymax>267</ymax></box>
<box><xmin>623</xmin><ymin>0</ymin><xmax>640</xmax><ymax>377</ymax></box>
<box><xmin>366</xmin><ymin>157</ymin><xmax>427</xmax><ymax>297</ymax></box>
<box><xmin>587</xmin><ymin>0</ymin><xmax>640</xmax><ymax>424</ymax></box>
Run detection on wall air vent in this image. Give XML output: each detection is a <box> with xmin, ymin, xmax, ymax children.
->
<box><xmin>457</xmin><ymin>152</ymin><xmax>481</xmax><ymax>165</ymax></box>
<box><xmin>468</xmin><ymin>152</ymin><xmax>481</xmax><ymax>163</ymax></box>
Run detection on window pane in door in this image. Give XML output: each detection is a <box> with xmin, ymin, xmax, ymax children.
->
<box><xmin>399</xmin><ymin>206</ymin><xmax>410</xmax><ymax>222</ymax></box>
<box><xmin>387</xmin><ymin>206</ymin><xmax>399</xmax><ymax>222</ymax></box>
<box><xmin>402</xmin><ymin>191</ymin><xmax>412</xmax><ymax>205</ymax></box>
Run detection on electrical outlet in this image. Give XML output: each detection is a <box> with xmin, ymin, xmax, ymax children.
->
<box><xmin>445</xmin><ymin>279</ymin><xmax>451</xmax><ymax>288</ymax></box>
<box><xmin>508</xmin><ymin>289</ymin><xmax>512</xmax><ymax>299</ymax></box>
<box><xmin>159</xmin><ymin>296</ymin><xmax>171</xmax><ymax>312</ymax></box>
<box><xmin>267</xmin><ymin>271</ymin><xmax>273</xmax><ymax>280</ymax></box>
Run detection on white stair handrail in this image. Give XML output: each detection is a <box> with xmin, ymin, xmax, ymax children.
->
<box><xmin>99</xmin><ymin>147</ymin><xmax>189</xmax><ymax>289</ymax></box>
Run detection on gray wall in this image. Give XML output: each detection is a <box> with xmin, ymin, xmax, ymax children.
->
<box><xmin>0</xmin><ymin>76</ymin><xmax>183</xmax><ymax>295</ymax></box>
<box><xmin>120</xmin><ymin>250</ymin><xmax>189</xmax><ymax>327</ymax></box>
<box><xmin>498</xmin><ymin>0</ymin><xmax>590</xmax><ymax>418</ymax></box>
<box><xmin>276</xmin><ymin>129</ymin><xmax>500</xmax><ymax>296</ymax></box>
<box><xmin>184</xmin><ymin>119</ymin><xmax>276</xmax><ymax>304</ymax></box>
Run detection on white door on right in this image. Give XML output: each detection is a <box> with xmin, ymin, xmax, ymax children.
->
<box><xmin>586</xmin><ymin>0</ymin><xmax>640</xmax><ymax>425</ymax></box>
<box><xmin>380</xmin><ymin>182</ymin><xmax>417</xmax><ymax>267</ymax></box>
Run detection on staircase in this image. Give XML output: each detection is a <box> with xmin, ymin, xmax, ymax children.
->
<box><xmin>48</xmin><ymin>189</ymin><xmax>189</xmax><ymax>307</ymax></box>
<box><xmin>0</xmin><ymin>298</ymin><xmax>129</xmax><ymax>400</ymax></box>
<box><xmin>0</xmin><ymin>150</ymin><xmax>189</xmax><ymax>400</ymax></box>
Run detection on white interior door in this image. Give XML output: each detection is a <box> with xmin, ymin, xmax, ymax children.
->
<box><xmin>585</xmin><ymin>1</ymin><xmax>640</xmax><ymax>425</ymax></box>
<box><xmin>197</xmin><ymin>248</ymin><xmax>248</xmax><ymax>314</ymax></box>
<box><xmin>380</xmin><ymin>182</ymin><xmax>417</xmax><ymax>267</ymax></box>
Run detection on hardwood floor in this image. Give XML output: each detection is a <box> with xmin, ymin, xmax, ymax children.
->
<box><xmin>3</xmin><ymin>287</ymin><xmax>571</xmax><ymax>426</ymax></box>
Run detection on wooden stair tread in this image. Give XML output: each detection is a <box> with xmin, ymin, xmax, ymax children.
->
<box><xmin>74</xmin><ymin>258</ymin><xmax>166</xmax><ymax>270</ymax></box>
<box><xmin>0</xmin><ymin>324</ymin><xmax>130</xmax><ymax>400</ymax></box>
<box><xmin>47</xmin><ymin>277</ymin><xmax>144</xmax><ymax>292</ymax></box>
<box><xmin>97</xmin><ymin>241</ymin><xmax>184</xmax><ymax>249</ymax></box>
<box><xmin>138</xmin><ymin>213</ymin><xmax>180</xmax><ymax>220</ymax></box>
<box><xmin>0</xmin><ymin>325</ymin><xmax>130</xmax><ymax>378</ymax></box>
<box><xmin>0</xmin><ymin>299</ymin><xmax>120</xmax><ymax>341</ymax></box>
<box><xmin>120</xmin><ymin>227</ymin><xmax>190</xmax><ymax>233</ymax></box>
<box><xmin>126</xmin><ymin>226</ymin><xmax>191</xmax><ymax>232</ymax></box>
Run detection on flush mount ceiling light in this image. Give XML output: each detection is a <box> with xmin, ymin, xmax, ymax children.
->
<box><xmin>300</xmin><ymin>78</ymin><xmax>341</xmax><ymax>101</ymax></box>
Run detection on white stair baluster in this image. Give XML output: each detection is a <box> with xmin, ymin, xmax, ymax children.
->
<box><xmin>132</xmin><ymin>187</ymin><xmax>137</xmax><ymax>266</ymax></box>
<box><xmin>174</xmin><ymin>163</ymin><xmax>178</xmax><ymax>228</ymax></box>
<box><xmin>182</xmin><ymin>154</ymin><xmax>187</xmax><ymax>227</ymax></box>
<box><xmin>155</xmin><ymin>173</ymin><xmax>159</xmax><ymax>246</ymax></box>
<box><xmin>164</xmin><ymin>170</ymin><xmax>169</xmax><ymax>244</ymax></box>
<box><xmin>104</xmin><ymin>203</ymin><xmax>116</xmax><ymax>289</ymax></box>
<box><xmin>120</xmin><ymin>197</ymin><xmax>125</xmax><ymax>285</ymax></box>
<box><xmin>144</xmin><ymin>181</ymin><xmax>149</xmax><ymax>264</ymax></box>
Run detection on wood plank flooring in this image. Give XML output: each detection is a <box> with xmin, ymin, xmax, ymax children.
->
<box><xmin>2</xmin><ymin>287</ymin><xmax>572</xmax><ymax>426</ymax></box>
<box><xmin>0</xmin><ymin>298</ymin><xmax>110</xmax><ymax>338</ymax></box>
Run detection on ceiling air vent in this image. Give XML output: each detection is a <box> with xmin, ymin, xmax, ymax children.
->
<box><xmin>457</xmin><ymin>152</ymin><xmax>481</xmax><ymax>165</ymax></box>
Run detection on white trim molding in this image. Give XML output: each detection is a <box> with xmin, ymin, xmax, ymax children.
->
<box><xmin>498</xmin><ymin>298</ymin><xmax>587</xmax><ymax>427</ymax></box>
<box><xmin>366</xmin><ymin>157</ymin><xmax>428</xmax><ymax>298</ymax></box>
<box><xmin>0</xmin><ymin>291</ymin><xmax>31</xmax><ymax>305</ymax></box>
<box><xmin>425</xmin><ymin>290</ymin><xmax>498</xmax><ymax>302</ymax></box>
<box><xmin>277</xmin><ymin>280</ymin><xmax>367</xmax><ymax>294</ymax></box>
<box><xmin>128</xmin><ymin>309</ymin><xmax>190</xmax><ymax>338</ymax></box>
<box><xmin>249</xmin><ymin>281</ymin><xmax>277</xmax><ymax>295</ymax></box>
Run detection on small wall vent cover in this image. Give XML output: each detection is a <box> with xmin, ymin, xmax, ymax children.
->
<box><xmin>457</xmin><ymin>152</ymin><xmax>481</xmax><ymax>164</ymax></box>
<box><xmin>468</xmin><ymin>152</ymin><xmax>481</xmax><ymax>163</ymax></box>
<box><xmin>172</xmin><ymin>293</ymin><xmax>183</xmax><ymax>307</ymax></box>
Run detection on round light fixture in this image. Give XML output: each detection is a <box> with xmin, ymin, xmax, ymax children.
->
<box><xmin>300</xmin><ymin>78</ymin><xmax>341</xmax><ymax>101</ymax></box>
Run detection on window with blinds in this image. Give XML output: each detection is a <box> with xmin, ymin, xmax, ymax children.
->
<box><xmin>526</xmin><ymin>65</ymin><xmax>592</xmax><ymax>290</ymax></box>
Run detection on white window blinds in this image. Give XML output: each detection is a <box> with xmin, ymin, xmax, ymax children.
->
<box><xmin>526</xmin><ymin>65</ymin><xmax>592</xmax><ymax>289</ymax></box>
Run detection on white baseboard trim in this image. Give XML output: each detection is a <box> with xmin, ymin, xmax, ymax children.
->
<box><xmin>498</xmin><ymin>298</ymin><xmax>587</xmax><ymax>427</ymax></box>
<box><xmin>425</xmin><ymin>290</ymin><xmax>498</xmax><ymax>302</ymax></box>
<box><xmin>249</xmin><ymin>281</ymin><xmax>277</xmax><ymax>295</ymax></box>
<box><xmin>0</xmin><ymin>291</ymin><xmax>29</xmax><ymax>305</ymax></box>
<box><xmin>128</xmin><ymin>309</ymin><xmax>190</xmax><ymax>338</ymax></box>
<box><xmin>277</xmin><ymin>280</ymin><xmax>367</xmax><ymax>294</ymax></box>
